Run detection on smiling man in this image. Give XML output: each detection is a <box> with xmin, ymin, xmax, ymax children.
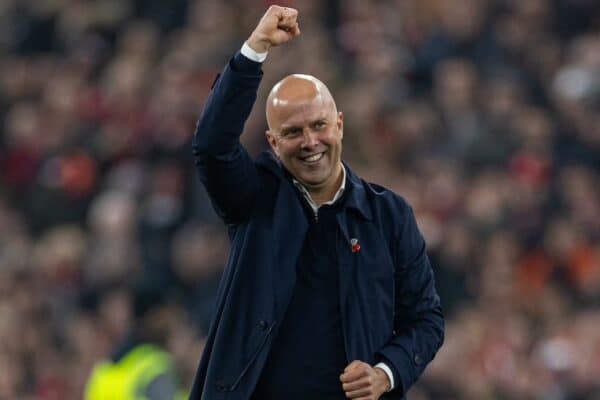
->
<box><xmin>265</xmin><ymin>74</ymin><xmax>344</xmax><ymax>206</ymax></box>
<box><xmin>190</xmin><ymin>5</ymin><xmax>444</xmax><ymax>400</ymax></box>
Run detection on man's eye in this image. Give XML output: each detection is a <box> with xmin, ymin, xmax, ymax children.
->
<box><xmin>283</xmin><ymin>128</ymin><xmax>301</xmax><ymax>137</ymax></box>
<box><xmin>314</xmin><ymin>121</ymin><xmax>326</xmax><ymax>129</ymax></box>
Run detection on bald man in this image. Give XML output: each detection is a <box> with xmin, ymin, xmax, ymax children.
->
<box><xmin>265</xmin><ymin>74</ymin><xmax>344</xmax><ymax>206</ymax></box>
<box><xmin>190</xmin><ymin>6</ymin><xmax>444</xmax><ymax>400</ymax></box>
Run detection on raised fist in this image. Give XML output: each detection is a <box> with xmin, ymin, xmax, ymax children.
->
<box><xmin>247</xmin><ymin>5</ymin><xmax>300</xmax><ymax>53</ymax></box>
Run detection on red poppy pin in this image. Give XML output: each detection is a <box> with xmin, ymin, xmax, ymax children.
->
<box><xmin>350</xmin><ymin>238</ymin><xmax>360</xmax><ymax>253</ymax></box>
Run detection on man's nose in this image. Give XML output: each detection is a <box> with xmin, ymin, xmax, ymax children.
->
<box><xmin>301</xmin><ymin>129</ymin><xmax>319</xmax><ymax>148</ymax></box>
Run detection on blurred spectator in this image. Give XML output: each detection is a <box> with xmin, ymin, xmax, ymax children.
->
<box><xmin>84</xmin><ymin>285</ymin><xmax>188</xmax><ymax>399</ymax></box>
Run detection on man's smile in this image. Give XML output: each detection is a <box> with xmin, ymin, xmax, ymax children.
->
<box><xmin>299</xmin><ymin>152</ymin><xmax>325</xmax><ymax>164</ymax></box>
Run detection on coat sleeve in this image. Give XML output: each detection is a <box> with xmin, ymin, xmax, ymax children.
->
<box><xmin>376</xmin><ymin>202</ymin><xmax>444</xmax><ymax>396</ymax></box>
<box><xmin>192</xmin><ymin>52</ymin><xmax>263</xmax><ymax>224</ymax></box>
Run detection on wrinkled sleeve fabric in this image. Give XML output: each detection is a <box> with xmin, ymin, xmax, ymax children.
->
<box><xmin>377</xmin><ymin>202</ymin><xmax>444</xmax><ymax>397</ymax></box>
<box><xmin>192</xmin><ymin>52</ymin><xmax>263</xmax><ymax>224</ymax></box>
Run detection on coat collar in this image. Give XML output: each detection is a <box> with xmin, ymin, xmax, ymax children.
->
<box><xmin>256</xmin><ymin>151</ymin><xmax>372</xmax><ymax>221</ymax></box>
<box><xmin>342</xmin><ymin>161</ymin><xmax>373</xmax><ymax>221</ymax></box>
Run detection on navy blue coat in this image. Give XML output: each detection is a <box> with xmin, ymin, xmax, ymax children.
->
<box><xmin>189</xmin><ymin>53</ymin><xmax>444</xmax><ymax>400</ymax></box>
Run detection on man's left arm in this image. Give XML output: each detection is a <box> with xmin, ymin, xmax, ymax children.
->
<box><xmin>341</xmin><ymin>202</ymin><xmax>444</xmax><ymax>399</ymax></box>
<box><xmin>375</xmin><ymin>203</ymin><xmax>445</xmax><ymax>396</ymax></box>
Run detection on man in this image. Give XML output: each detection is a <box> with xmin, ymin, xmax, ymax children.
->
<box><xmin>190</xmin><ymin>6</ymin><xmax>443</xmax><ymax>400</ymax></box>
<box><xmin>85</xmin><ymin>285</ymin><xmax>187</xmax><ymax>400</ymax></box>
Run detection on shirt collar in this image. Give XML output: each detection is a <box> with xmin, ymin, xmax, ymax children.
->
<box><xmin>292</xmin><ymin>164</ymin><xmax>346</xmax><ymax>214</ymax></box>
<box><xmin>255</xmin><ymin>151</ymin><xmax>372</xmax><ymax>221</ymax></box>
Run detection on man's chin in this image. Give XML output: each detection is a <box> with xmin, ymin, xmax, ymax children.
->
<box><xmin>296</xmin><ymin>174</ymin><xmax>327</xmax><ymax>189</ymax></box>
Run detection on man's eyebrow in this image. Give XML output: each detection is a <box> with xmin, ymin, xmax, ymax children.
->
<box><xmin>280</xmin><ymin>124</ymin><xmax>301</xmax><ymax>131</ymax></box>
<box><xmin>279</xmin><ymin>125</ymin><xmax>302</xmax><ymax>136</ymax></box>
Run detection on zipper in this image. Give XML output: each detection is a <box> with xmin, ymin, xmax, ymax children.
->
<box><xmin>229</xmin><ymin>321</ymin><xmax>277</xmax><ymax>391</ymax></box>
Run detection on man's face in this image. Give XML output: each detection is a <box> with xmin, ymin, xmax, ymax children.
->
<box><xmin>266</xmin><ymin>76</ymin><xmax>344</xmax><ymax>194</ymax></box>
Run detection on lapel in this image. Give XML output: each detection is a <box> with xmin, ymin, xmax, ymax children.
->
<box><xmin>341</xmin><ymin>161</ymin><xmax>373</xmax><ymax>222</ymax></box>
<box><xmin>336</xmin><ymin>162</ymin><xmax>373</xmax><ymax>261</ymax></box>
<box><xmin>257</xmin><ymin>151</ymin><xmax>309</xmax><ymax>318</ymax></box>
<box><xmin>335</xmin><ymin>163</ymin><xmax>374</xmax><ymax>361</ymax></box>
<box><xmin>272</xmin><ymin>179</ymin><xmax>308</xmax><ymax>317</ymax></box>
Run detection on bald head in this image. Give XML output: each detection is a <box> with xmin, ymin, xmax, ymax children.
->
<box><xmin>266</xmin><ymin>74</ymin><xmax>337</xmax><ymax>131</ymax></box>
<box><xmin>264</xmin><ymin>74</ymin><xmax>344</xmax><ymax>202</ymax></box>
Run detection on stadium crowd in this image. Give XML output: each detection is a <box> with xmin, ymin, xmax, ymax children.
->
<box><xmin>0</xmin><ymin>0</ymin><xmax>598</xmax><ymax>398</ymax></box>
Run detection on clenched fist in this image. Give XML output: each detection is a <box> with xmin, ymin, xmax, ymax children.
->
<box><xmin>246</xmin><ymin>5</ymin><xmax>300</xmax><ymax>53</ymax></box>
<box><xmin>340</xmin><ymin>360</ymin><xmax>391</xmax><ymax>400</ymax></box>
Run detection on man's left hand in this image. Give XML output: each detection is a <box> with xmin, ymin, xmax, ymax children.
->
<box><xmin>340</xmin><ymin>360</ymin><xmax>390</xmax><ymax>399</ymax></box>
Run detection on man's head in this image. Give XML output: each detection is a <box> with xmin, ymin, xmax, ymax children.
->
<box><xmin>265</xmin><ymin>74</ymin><xmax>343</xmax><ymax>198</ymax></box>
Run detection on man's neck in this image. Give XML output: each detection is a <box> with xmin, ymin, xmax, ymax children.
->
<box><xmin>310</xmin><ymin>186</ymin><xmax>339</xmax><ymax>206</ymax></box>
<box><xmin>304</xmin><ymin>164</ymin><xmax>345</xmax><ymax>206</ymax></box>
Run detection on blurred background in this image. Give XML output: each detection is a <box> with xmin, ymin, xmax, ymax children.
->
<box><xmin>0</xmin><ymin>0</ymin><xmax>598</xmax><ymax>398</ymax></box>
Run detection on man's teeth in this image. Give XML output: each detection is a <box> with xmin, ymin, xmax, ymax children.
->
<box><xmin>304</xmin><ymin>153</ymin><xmax>323</xmax><ymax>162</ymax></box>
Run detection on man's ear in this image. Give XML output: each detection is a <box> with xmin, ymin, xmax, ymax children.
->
<box><xmin>337</xmin><ymin>111</ymin><xmax>344</xmax><ymax>139</ymax></box>
<box><xmin>265</xmin><ymin>130</ymin><xmax>279</xmax><ymax>157</ymax></box>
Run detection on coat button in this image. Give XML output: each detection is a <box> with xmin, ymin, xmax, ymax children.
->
<box><xmin>215</xmin><ymin>380</ymin><xmax>229</xmax><ymax>391</ymax></box>
<box><xmin>414</xmin><ymin>354</ymin><xmax>422</xmax><ymax>365</ymax></box>
<box><xmin>258</xmin><ymin>320</ymin><xmax>269</xmax><ymax>331</ymax></box>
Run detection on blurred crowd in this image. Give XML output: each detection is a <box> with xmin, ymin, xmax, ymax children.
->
<box><xmin>0</xmin><ymin>0</ymin><xmax>598</xmax><ymax>398</ymax></box>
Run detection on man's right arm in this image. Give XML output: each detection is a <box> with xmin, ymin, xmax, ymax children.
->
<box><xmin>192</xmin><ymin>51</ymin><xmax>263</xmax><ymax>224</ymax></box>
<box><xmin>192</xmin><ymin>5</ymin><xmax>300</xmax><ymax>224</ymax></box>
